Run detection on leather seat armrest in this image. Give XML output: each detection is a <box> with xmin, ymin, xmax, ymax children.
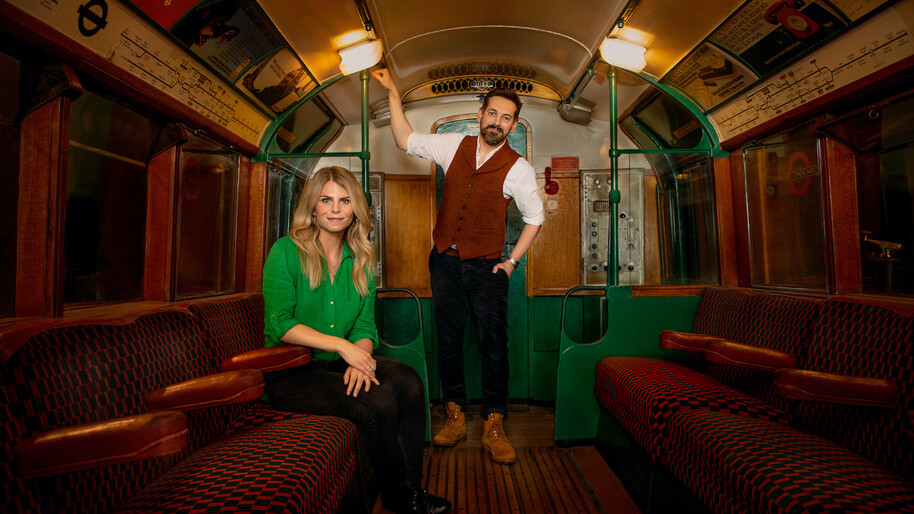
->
<box><xmin>146</xmin><ymin>369</ymin><xmax>264</xmax><ymax>411</ymax></box>
<box><xmin>15</xmin><ymin>410</ymin><xmax>187</xmax><ymax>479</ymax></box>
<box><xmin>219</xmin><ymin>345</ymin><xmax>311</xmax><ymax>373</ymax></box>
<box><xmin>775</xmin><ymin>369</ymin><xmax>898</xmax><ymax>408</ymax></box>
<box><xmin>705</xmin><ymin>340</ymin><xmax>797</xmax><ymax>371</ymax></box>
<box><xmin>659</xmin><ymin>330</ymin><xmax>715</xmax><ymax>352</ymax></box>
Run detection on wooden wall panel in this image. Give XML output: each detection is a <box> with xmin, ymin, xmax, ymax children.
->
<box><xmin>384</xmin><ymin>174</ymin><xmax>432</xmax><ymax>296</ymax></box>
<box><xmin>144</xmin><ymin>147</ymin><xmax>178</xmax><ymax>301</ymax></box>
<box><xmin>713</xmin><ymin>156</ymin><xmax>739</xmax><ymax>287</ymax></box>
<box><xmin>244</xmin><ymin>161</ymin><xmax>269</xmax><ymax>292</ymax></box>
<box><xmin>526</xmin><ymin>173</ymin><xmax>580</xmax><ymax>296</ymax></box>
<box><xmin>729</xmin><ymin>151</ymin><xmax>751</xmax><ymax>287</ymax></box>
<box><xmin>642</xmin><ymin>175</ymin><xmax>661</xmax><ymax>285</ymax></box>
<box><xmin>823</xmin><ymin>139</ymin><xmax>862</xmax><ymax>294</ymax></box>
<box><xmin>16</xmin><ymin>98</ymin><xmax>68</xmax><ymax>317</ymax></box>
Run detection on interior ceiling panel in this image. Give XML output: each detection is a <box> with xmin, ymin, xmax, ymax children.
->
<box><xmin>368</xmin><ymin>0</ymin><xmax>626</xmax><ymax>99</ymax></box>
<box><xmin>257</xmin><ymin>0</ymin><xmax>744</xmax><ymax>124</ymax></box>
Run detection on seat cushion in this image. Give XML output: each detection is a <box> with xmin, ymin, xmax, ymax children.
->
<box><xmin>118</xmin><ymin>414</ymin><xmax>358</xmax><ymax>514</ymax></box>
<box><xmin>225</xmin><ymin>401</ymin><xmax>308</xmax><ymax>434</ymax></box>
<box><xmin>595</xmin><ymin>357</ymin><xmax>788</xmax><ymax>459</ymax></box>
<box><xmin>667</xmin><ymin>409</ymin><xmax>914</xmax><ymax>514</ymax></box>
<box><xmin>188</xmin><ymin>293</ymin><xmax>266</xmax><ymax>368</ymax></box>
<box><xmin>691</xmin><ymin>287</ymin><xmax>754</xmax><ymax>341</ymax></box>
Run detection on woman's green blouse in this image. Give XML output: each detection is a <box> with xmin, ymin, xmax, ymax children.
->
<box><xmin>262</xmin><ymin>236</ymin><xmax>378</xmax><ymax>361</ymax></box>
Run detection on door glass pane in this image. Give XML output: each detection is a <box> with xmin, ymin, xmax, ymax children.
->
<box><xmin>175</xmin><ymin>135</ymin><xmax>237</xmax><ymax>299</ymax></box>
<box><xmin>654</xmin><ymin>154</ymin><xmax>719</xmax><ymax>285</ymax></box>
<box><xmin>743</xmin><ymin>132</ymin><xmax>827</xmax><ymax>291</ymax></box>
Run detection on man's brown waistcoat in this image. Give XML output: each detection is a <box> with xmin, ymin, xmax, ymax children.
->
<box><xmin>433</xmin><ymin>135</ymin><xmax>521</xmax><ymax>260</ymax></box>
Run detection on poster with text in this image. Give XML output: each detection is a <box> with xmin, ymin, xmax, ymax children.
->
<box><xmin>664</xmin><ymin>43</ymin><xmax>758</xmax><ymax>110</ymax></box>
<box><xmin>238</xmin><ymin>48</ymin><xmax>316</xmax><ymax>114</ymax></box>
<box><xmin>167</xmin><ymin>0</ymin><xmax>285</xmax><ymax>81</ymax></box>
<box><xmin>711</xmin><ymin>0</ymin><xmax>849</xmax><ymax>76</ymax></box>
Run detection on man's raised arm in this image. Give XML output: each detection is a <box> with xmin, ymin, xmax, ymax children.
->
<box><xmin>371</xmin><ymin>68</ymin><xmax>413</xmax><ymax>151</ymax></box>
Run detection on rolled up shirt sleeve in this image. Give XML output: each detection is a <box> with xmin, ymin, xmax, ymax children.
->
<box><xmin>507</xmin><ymin>160</ymin><xmax>546</xmax><ymax>226</ymax></box>
<box><xmin>407</xmin><ymin>132</ymin><xmax>464</xmax><ymax>170</ymax></box>
<box><xmin>262</xmin><ymin>238</ymin><xmax>303</xmax><ymax>347</ymax></box>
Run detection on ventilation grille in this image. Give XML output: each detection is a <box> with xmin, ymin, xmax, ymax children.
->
<box><xmin>429</xmin><ymin>77</ymin><xmax>535</xmax><ymax>95</ymax></box>
<box><xmin>428</xmin><ymin>62</ymin><xmax>537</xmax><ymax>80</ymax></box>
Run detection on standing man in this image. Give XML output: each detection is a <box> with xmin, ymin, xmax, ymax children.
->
<box><xmin>373</xmin><ymin>68</ymin><xmax>544</xmax><ymax>464</ymax></box>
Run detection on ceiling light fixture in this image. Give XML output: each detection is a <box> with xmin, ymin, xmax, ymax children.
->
<box><xmin>339</xmin><ymin>39</ymin><xmax>383</xmax><ymax>75</ymax></box>
<box><xmin>599</xmin><ymin>37</ymin><xmax>646</xmax><ymax>73</ymax></box>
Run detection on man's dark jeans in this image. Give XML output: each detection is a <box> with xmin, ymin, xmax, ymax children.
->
<box><xmin>429</xmin><ymin>248</ymin><xmax>510</xmax><ymax>419</ymax></box>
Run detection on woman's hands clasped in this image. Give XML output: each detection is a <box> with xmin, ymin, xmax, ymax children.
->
<box><xmin>338</xmin><ymin>342</ymin><xmax>379</xmax><ymax>397</ymax></box>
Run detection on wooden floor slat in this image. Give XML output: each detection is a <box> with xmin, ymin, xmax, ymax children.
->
<box><xmin>373</xmin><ymin>405</ymin><xmax>642</xmax><ymax>513</ymax></box>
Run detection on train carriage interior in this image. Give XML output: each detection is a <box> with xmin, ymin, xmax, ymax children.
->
<box><xmin>2</xmin><ymin>0</ymin><xmax>914</xmax><ymax>512</ymax></box>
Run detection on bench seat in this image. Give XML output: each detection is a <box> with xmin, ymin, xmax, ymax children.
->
<box><xmin>595</xmin><ymin>356</ymin><xmax>788</xmax><ymax>460</ymax></box>
<box><xmin>118</xmin><ymin>414</ymin><xmax>358</xmax><ymax>513</ymax></box>
<box><xmin>667</xmin><ymin>409</ymin><xmax>914</xmax><ymax>514</ymax></box>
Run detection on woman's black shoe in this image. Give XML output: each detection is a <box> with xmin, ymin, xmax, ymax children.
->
<box><xmin>422</xmin><ymin>491</ymin><xmax>451</xmax><ymax>514</ymax></box>
<box><xmin>399</xmin><ymin>488</ymin><xmax>451</xmax><ymax>514</ymax></box>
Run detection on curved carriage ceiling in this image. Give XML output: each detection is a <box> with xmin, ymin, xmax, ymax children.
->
<box><xmin>367</xmin><ymin>0</ymin><xmax>624</xmax><ymax>99</ymax></box>
<box><xmin>261</xmin><ymin>0</ymin><xmax>632</xmax><ymax>123</ymax></box>
<box><xmin>259</xmin><ymin>0</ymin><xmax>748</xmax><ymax>125</ymax></box>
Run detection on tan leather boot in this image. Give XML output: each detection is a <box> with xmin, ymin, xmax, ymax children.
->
<box><xmin>432</xmin><ymin>401</ymin><xmax>466</xmax><ymax>447</ymax></box>
<box><xmin>482</xmin><ymin>413</ymin><xmax>517</xmax><ymax>464</ymax></box>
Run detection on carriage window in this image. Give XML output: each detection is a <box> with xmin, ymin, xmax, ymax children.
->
<box><xmin>265</xmin><ymin>157</ymin><xmax>314</xmax><ymax>251</ymax></box>
<box><xmin>651</xmin><ymin>153</ymin><xmax>719</xmax><ymax>285</ymax></box>
<box><xmin>0</xmin><ymin>51</ymin><xmax>20</xmax><ymax>317</ymax></box>
<box><xmin>742</xmin><ymin>125</ymin><xmax>827</xmax><ymax>292</ymax></box>
<box><xmin>273</xmin><ymin>98</ymin><xmax>340</xmax><ymax>154</ymax></box>
<box><xmin>857</xmin><ymin>97</ymin><xmax>914</xmax><ymax>296</ymax></box>
<box><xmin>175</xmin><ymin>134</ymin><xmax>238</xmax><ymax>299</ymax></box>
<box><xmin>65</xmin><ymin>91</ymin><xmax>158</xmax><ymax>305</ymax></box>
<box><xmin>620</xmin><ymin>100</ymin><xmax>719</xmax><ymax>286</ymax></box>
<box><xmin>630</xmin><ymin>93</ymin><xmax>703</xmax><ymax>150</ymax></box>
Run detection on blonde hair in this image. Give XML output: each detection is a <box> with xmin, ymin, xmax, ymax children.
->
<box><xmin>289</xmin><ymin>167</ymin><xmax>376</xmax><ymax>296</ymax></box>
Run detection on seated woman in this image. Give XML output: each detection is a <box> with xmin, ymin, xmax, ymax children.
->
<box><xmin>262</xmin><ymin>167</ymin><xmax>450</xmax><ymax>514</ymax></box>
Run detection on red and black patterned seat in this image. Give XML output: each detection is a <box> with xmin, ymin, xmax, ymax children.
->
<box><xmin>0</xmin><ymin>309</ymin><xmax>210</xmax><ymax>513</ymax></box>
<box><xmin>118</xmin><ymin>414</ymin><xmax>358</xmax><ymax>514</ymax></box>
<box><xmin>595</xmin><ymin>357</ymin><xmax>787</xmax><ymax>459</ymax></box>
<box><xmin>691</xmin><ymin>287</ymin><xmax>754</xmax><ymax>341</ymax></box>
<box><xmin>701</xmin><ymin>292</ymin><xmax>820</xmax><ymax>408</ymax></box>
<box><xmin>2</xmin><ymin>304</ymin><xmax>360</xmax><ymax>513</ymax></box>
<box><xmin>187</xmin><ymin>292</ymin><xmax>266</xmax><ymax>369</ymax></box>
<box><xmin>787</xmin><ymin>298</ymin><xmax>914</xmax><ymax>482</ymax></box>
<box><xmin>187</xmin><ymin>293</ymin><xmax>309</xmax><ymax>428</ymax></box>
<box><xmin>666</xmin><ymin>408</ymin><xmax>914</xmax><ymax>514</ymax></box>
<box><xmin>595</xmin><ymin>288</ymin><xmax>815</xmax><ymax>460</ymax></box>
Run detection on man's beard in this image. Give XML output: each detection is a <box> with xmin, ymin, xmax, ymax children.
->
<box><xmin>482</xmin><ymin>125</ymin><xmax>508</xmax><ymax>145</ymax></box>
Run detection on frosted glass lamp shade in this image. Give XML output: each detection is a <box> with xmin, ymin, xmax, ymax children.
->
<box><xmin>339</xmin><ymin>39</ymin><xmax>383</xmax><ymax>75</ymax></box>
<box><xmin>599</xmin><ymin>38</ymin><xmax>646</xmax><ymax>72</ymax></box>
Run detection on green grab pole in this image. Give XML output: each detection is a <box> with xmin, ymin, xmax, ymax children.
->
<box><xmin>608</xmin><ymin>66</ymin><xmax>619</xmax><ymax>288</ymax></box>
<box><xmin>361</xmin><ymin>68</ymin><xmax>371</xmax><ymax>204</ymax></box>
